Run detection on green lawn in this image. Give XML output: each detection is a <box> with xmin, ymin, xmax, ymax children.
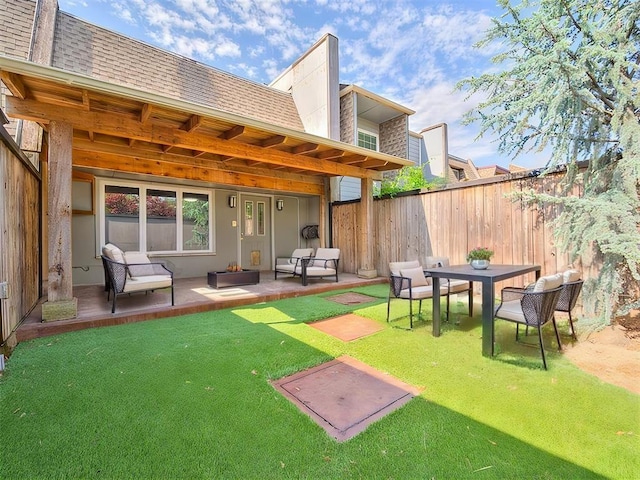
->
<box><xmin>1</xmin><ymin>284</ymin><xmax>638</xmax><ymax>479</ymax></box>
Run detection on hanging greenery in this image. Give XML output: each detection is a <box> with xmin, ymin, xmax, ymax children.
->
<box><xmin>458</xmin><ymin>0</ymin><xmax>640</xmax><ymax>324</ymax></box>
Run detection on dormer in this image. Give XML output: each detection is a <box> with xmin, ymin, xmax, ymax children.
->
<box><xmin>339</xmin><ymin>84</ymin><xmax>415</xmax><ymax>158</ymax></box>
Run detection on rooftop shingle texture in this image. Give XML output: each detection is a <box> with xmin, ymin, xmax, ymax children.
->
<box><xmin>448</xmin><ymin>157</ymin><xmax>479</xmax><ymax>183</ymax></box>
<box><xmin>50</xmin><ymin>11</ymin><xmax>304</xmax><ymax>131</ymax></box>
<box><xmin>0</xmin><ymin>0</ymin><xmax>35</xmax><ymax>60</ymax></box>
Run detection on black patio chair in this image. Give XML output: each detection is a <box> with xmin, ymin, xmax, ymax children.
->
<box><xmin>494</xmin><ymin>274</ymin><xmax>564</xmax><ymax>369</ymax></box>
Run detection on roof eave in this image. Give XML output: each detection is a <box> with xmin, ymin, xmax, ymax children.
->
<box><xmin>0</xmin><ymin>56</ymin><xmax>413</xmax><ymax>170</ymax></box>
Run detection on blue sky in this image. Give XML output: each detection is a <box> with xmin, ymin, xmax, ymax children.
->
<box><xmin>58</xmin><ymin>0</ymin><xmax>544</xmax><ymax>169</ymax></box>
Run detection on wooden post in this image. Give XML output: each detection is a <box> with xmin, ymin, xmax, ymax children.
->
<box><xmin>357</xmin><ymin>178</ymin><xmax>377</xmax><ymax>278</ymax></box>
<box><xmin>319</xmin><ymin>190</ymin><xmax>327</xmax><ymax>248</ymax></box>
<box><xmin>41</xmin><ymin>120</ymin><xmax>77</xmax><ymax>321</ymax></box>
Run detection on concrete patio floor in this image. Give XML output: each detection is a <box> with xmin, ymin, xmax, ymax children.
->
<box><xmin>17</xmin><ymin>271</ymin><xmax>386</xmax><ymax>341</ymax></box>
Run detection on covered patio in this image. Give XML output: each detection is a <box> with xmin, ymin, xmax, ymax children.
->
<box><xmin>0</xmin><ymin>53</ymin><xmax>411</xmax><ymax>334</ymax></box>
<box><xmin>17</xmin><ymin>271</ymin><xmax>386</xmax><ymax>342</ymax></box>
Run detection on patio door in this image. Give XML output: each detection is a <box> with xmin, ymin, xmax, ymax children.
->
<box><xmin>239</xmin><ymin>195</ymin><xmax>272</xmax><ymax>271</ymax></box>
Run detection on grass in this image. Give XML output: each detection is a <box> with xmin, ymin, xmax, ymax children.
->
<box><xmin>1</xmin><ymin>284</ymin><xmax>638</xmax><ymax>479</ymax></box>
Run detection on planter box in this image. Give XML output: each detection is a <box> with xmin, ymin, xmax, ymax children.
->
<box><xmin>208</xmin><ymin>269</ymin><xmax>260</xmax><ymax>289</ymax></box>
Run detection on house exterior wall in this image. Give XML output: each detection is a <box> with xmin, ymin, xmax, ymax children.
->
<box><xmin>339</xmin><ymin>91</ymin><xmax>356</xmax><ymax>144</ymax></box>
<box><xmin>408</xmin><ymin>133</ymin><xmax>421</xmax><ymax>164</ymax></box>
<box><xmin>269</xmin><ymin>34</ymin><xmax>339</xmax><ymax>138</ymax></box>
<box><xmin>421</xmin><ymin>124</ymin><xmax>448</xmax><ymax>178</ymax></box>
<box><xmin>379</xmin><ymin>115</ymin><xmax>408</xmax><ymax>158</ymax></box>
<box><xmin>71</xmin><ymin>177</ymin><xmax>318</xmax><ymax>285</ymax></box>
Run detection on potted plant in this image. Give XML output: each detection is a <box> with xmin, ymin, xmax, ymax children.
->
<box><xmin>467</xmin><ymin>247</ymin><xmax>494</xmax><ymax>269</ymax></box>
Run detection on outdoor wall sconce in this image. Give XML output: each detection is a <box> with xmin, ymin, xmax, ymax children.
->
<box><xmin>276</xmin><ymin>199</ymin><xmax>284</xmax><ymax>211</ymax></box>
<box><xmin>228</xmin><ymin>195</ymin><xmax>237</xmax><ymax>208</ymax></box>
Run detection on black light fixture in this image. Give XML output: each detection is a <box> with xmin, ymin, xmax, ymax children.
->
<box><xmin>276</xmin><ymin>199</ymin><xmax>284</xmax><ymax>211</ymax></box>
<box><xmin>228</xmin><ymin>195</ymin><xmax>237</xmax><ymax>208</ymax></box>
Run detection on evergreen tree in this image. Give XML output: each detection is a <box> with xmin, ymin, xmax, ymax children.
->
<box><xmin>459</xmin><ymin>0</ymin><xmax>640</xmax><ymax>324</ymax></box>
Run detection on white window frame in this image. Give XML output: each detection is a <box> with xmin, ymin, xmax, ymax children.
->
<box><xmin>97</xmin><ymin>178</ymin><xmax>215</xmax><ymax>255</ymax></box>
<box><xmin>357</xmin><ymin>129</ymin><xmax>379</xmax><ymax>152</ymax></box>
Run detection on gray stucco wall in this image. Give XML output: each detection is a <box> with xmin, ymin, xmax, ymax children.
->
<box><xmin>71</xmin><ymin>179</ymin><xmax>320</xmax><ymax>285</ymax></box>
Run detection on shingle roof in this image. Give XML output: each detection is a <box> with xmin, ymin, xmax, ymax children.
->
<box><xmin>1</xmin><ymin>0</ymin><xmax>305</xmax><ymax>132</ymax></box>
<box><xmin>0</xmin><ymin>0</ymin><xmax>35</xmax><ymax>60</ymax></box>
<box><xmin>51</xmin><ymin>12</ymin><xmax>304</xmax><ymax>131</ymax></box>
<box><xmin>448</xmin><ymin>156</ymin><xmax>479</xmax><ymax>182</ymax></box>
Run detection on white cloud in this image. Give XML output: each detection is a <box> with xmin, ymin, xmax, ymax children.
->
<box><xmin>63</xmin><ymin>0</ymin><xmax>544</xmax><ymax>168</ymax></box>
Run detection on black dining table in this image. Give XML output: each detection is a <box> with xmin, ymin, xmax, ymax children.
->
<box><xmin>423</xmin><ymin>264</ymin><xmax>541</xmax><ymax>357</ymax></box>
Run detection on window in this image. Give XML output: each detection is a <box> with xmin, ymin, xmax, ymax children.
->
<box><xmin>182</xmin><ymin>193</ymin><xmax>210</xmax><ymax>251</ymax></box>
<box><xmin>244</xmin><ymin>201</ymin><xmax>254</xmax><ymax>236</ymax></box>
<box><xmin>452</xmin><ymin>168</ymin><xmax>466</xmax><ymax>180</ymax></box>
<box><xmin>147</xmin><ymin>188</ymin><xmax>177</xmax><ymax>252</ymax></box>
<box><xmin>100</xmin><ymin>180</ymin><xmax>212</xmax><ymax>254</ymax></box>
<box><xmin>358</xmin><ymin>130</ymin><xmax>378</xmax><ymax>151</ymax></box>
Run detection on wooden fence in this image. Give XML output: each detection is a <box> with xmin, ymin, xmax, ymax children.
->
<box><xmin>0</xmin><ymin>122</ymin><xmax>41</xmax><ymax>354</ymax></box>
<box><xmin>332</xmin><ymin>171</ymin><xmax>596</xmax><ymax>290</ymax></box>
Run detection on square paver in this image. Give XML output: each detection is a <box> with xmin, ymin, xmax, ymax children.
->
<box><xmin>309</xmin><ymin>314</ymin><xmax>384</xmax><ymax>341</ymax></box>
<box><xmin>272</xmin><ymin>355</ymin><xmax>422</xmax><ymax>441</ymax></box>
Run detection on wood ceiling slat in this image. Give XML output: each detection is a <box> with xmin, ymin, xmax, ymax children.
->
<box><xmin>72</xmin><ymin>137</ymin><xmax>325</xmax><ymax>186</ymax></box>
<box><xmin>1</xmin><ymin>71</ymin><xmax>29</xmax><ymax>99</ymax></box>
<box><xmin>73</xmin><ymin>150</ymin><xmax>324</xmax><ymax>194</ymax></box>
<box><xmin>7</xmin><ymin>96</ymin><xmax>382</xmax><ymax>179</ymax></box>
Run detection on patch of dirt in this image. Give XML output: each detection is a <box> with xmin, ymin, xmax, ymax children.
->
<box><xmin>563</xmin><ymin>310</ymin><xmax>640</xmax><ymax>395</ymax></box>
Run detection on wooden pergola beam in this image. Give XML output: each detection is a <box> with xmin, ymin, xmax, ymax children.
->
<box><xmin>261</xmin><ymin>135</ymin><xmax>286</xmax><ymax>148</ymax></box>
<box><xmin>219</xmin><ymin>124</ymin><xmax>244</xmax><ymax>140</ymax></box>
<box><xmin>73</xmin><ymin>150</ymin><xmax>324</xmax><ymax>195</ymax></box>
<box><xmin>0</xmin><ymin>71</ymin><xmax>29</xmax><ymax>99</ymax></box>
<box><xmin>72</xmin><ymin>137</ymin><xmax>325</xmax><ymax>186</ymax></box>
<box><xmin>6</xmin><ymin>97</ymin><xmax>382</xmax><ymax>180</ymax></box>
<box><xmin>181</xmin><ymin>114</ymin><xmax>202</xmax><ymax>133</ymax></box>
<box><xmin>140</xmin><ymin>103</ymin><xmax>152</xmax><ymax>123</ymax></box>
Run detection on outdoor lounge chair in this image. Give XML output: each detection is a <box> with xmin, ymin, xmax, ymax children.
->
<box><xmin>299</xmin><ymin>247</ymin><xmax>340</xmax><ymax>286</ymax></box>
<box><xmin>555</xmin><ymin>269</ymin><xmax>583</xmax><ymax>340</ymax></box>
<box><xmin>425</xmin><ymin>256</ymin><xmax>474</xmax><ymax>320</ymax></box>
<box><xmin>386</xmin><ymin>260</ymin><xmax>450</xmax><ymax>329</ymax></box>
<box><xmin>494</xmin><ymin>273</ymin><xmax>563</xmax><ymax>369</ymax></box>
<box><xmin>274</xmin><ymin>248</ymin><xmax>314</xmax><ymax>280</ymax></box>
<box><xmin>101</xmin><ymin>244</ymin><xmax>174</xmax><ymax>313</ymax></box>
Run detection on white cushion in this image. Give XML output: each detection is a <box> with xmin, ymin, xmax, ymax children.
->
<box><xmin>399</xmin><ymin>285</ymin><xmax>434</xmax><ymax>300</ymax></box>
<box><xmin>389</xmin><ymin>260</ymin><xmax>420</xmax><ymax>276</ymax></box>
<box><xmin>563</xmin><ymin>269</ymin><xmax>581</xmax><ymax>283</ymax></box>
<box><xmin>124</xmin><ymin>251</ymin><xmax>155</xmax><ymax>276</ymax></box>
<box><xmin>276</xmin><ymin>264</ymin><xmax>296</xmax><ymax>273</ymax></box>
<box><xmin>289</xmin><ymin>248</ymin><xmax>314</xmax><ymax>263</ymax></box>
<box><xmin>123</xmin><ymin>275</ymin><xmax>172</xmax><ymax>293</ymax></box>
<box><xmin>102</xmin><ymin>243</ymin><xmax>125</xmax><ymax>263</ymax></box>
<box><xmin>448</xmin><ymin>279</ymin><xmax>471</xmax><ymax>293</ymax></box>
<box><xmin>425</xmin><ymin>256</ymin><xmax>450</xmax><ymax>268</ymax></box>
<box><xmin>495</xmin><ymin>300</ymin><xmax>526</xmax><ymax>323</ymax></box>
<box><xmin>532</xmin><ymin>273</ymin><xmax>563</xmax><ymax>292</ymax></box>
<box><xmin>400</xmin><ymin>266</ymin><xmax>428</xmax><ymax>287</ymax></box>
<box><xmin>301</xmin><ymin>266</ymin><xmax>336</xmax><ymax>277</ymax></box>
<box><xmin>310</xmin><ymin>248</ymin><xmax>340</xmax><ymax>267</ymax></box>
